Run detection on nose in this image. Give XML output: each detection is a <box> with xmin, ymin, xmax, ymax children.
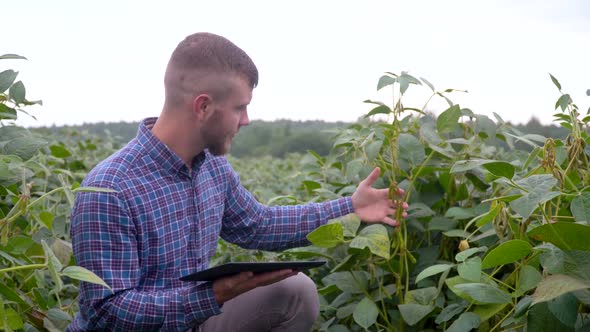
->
<box><xmin>239</xmin><ymin>110</ymin><xmax>250</xmax><ymax>127</ymax></box>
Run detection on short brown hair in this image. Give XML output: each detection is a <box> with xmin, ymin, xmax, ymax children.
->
<box><xmin>164</xmin><ymin>32</ymin><xmax>258</xmax><ymax>107</ymax></box>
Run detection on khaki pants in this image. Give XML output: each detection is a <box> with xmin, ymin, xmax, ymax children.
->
<box><xmin>197</xmin><ymin>273</ymin><xmax>320</xmax><ymax>332</ymax></box>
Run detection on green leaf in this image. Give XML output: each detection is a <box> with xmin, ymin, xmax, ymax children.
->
<box><xmin>560</xmin><ymin>122</ymin><xmax>573</xmax><ymax>130</ymax></box>
<box><xmin>556</xmin><ymin>94</ymin><xmax>572</xmax><ymax>111</ymax></box>
<box><xmin>558</xmin><ymin>250</ymin><xmax>590</xmax><ymax>280</ymax></box>
<box><xmin>336</xmin><ymin>303</ymin><xmax>355</xmax><ymax>319</ymax></box>
<box><xmin>45</xmin><ymin>308</ymin><xmax>72</xmax><ymax>331</ymax></box>
<box><xmin>398</xmin><ymin>133</ymin><xmax>425</xmax><ymax>168</ymax></box>
<box><xmin>420</xmin><ymin>120</ymin><xmax>442</xmax><ymax>146</ymax></box>
<box><xmin>353</xmin><ymin>297</ymin><xmax>379</xmax><ymax>329</ymax></box>
<box><xmin>474</xmin><ymin>203</ymin><xmax>502</xmax><ymax>227</ymax></box>
<box><xmin>510</xmin><ymin>190</ymin><xmax>560</xmax><ymax>220</ymax></box>
<box><xmin>481</xmin><ymin>161</ymin><xmax>515</xmax><ymax>179</ymax></box>
<box><xmin>33</xmin><ymin>287</ymin><xmax>55</xmax><ymax>310</ymax></box>
<box><xmin>528</xmin><ymin>301</ymin><xmax>574</xmax><ymax>332</ymax></box>
<box><xmin>553</xmin><ymin>112</ymin><xmax>571</xmax><ymax>121</ymax></box>
<box><xmin>415</xmin><ymin>264</ymin><xmax>454</xmax><ymax>284</ymax></box>
<box><xmin>9</xmin><ymin>80</ymin><xmax>26</xmax><ymax>104</ymax></box>
<box><xmin>349</xmin><ymin>224</ymin><xmax>390</xmax><ymax>259</ymax></box>
<box><xmin>443</xmin><ymin>229</ymin><xmax>470</xmax><ymax>238</ymax></box>
<box><xmin>6</xmin><ymin>235</ymin><xmax>34</xmax><ymax>255</ymax></box>
<box><xmin>547</xmin><ymin>293</ymin><xmax>578</xmax><ymax>328</ymax></box>
<box><xmin>407</xmin><ymin>203</ymin><xmax>435</xmax><ymax>219</ymax></box>
<box><xmin>306</xmin><ymin>223</ymin><xmax>344</xmax><ymax>248</ymax></box>
<box><xmin>515</xmin><ymin>174</ymin><xmax>557</xmax><ymax>192</ymax></box>
<box><xmin>42</xmin><ymin>240</ymin><xmax>63</xmax><ymax>292</ymax></box>
<box><xmin>571</xmin><ymin>192</ymin><xmax>590</xmax><ymax>223</ymax></box>
<box><xmin>549</xmin><ymin>73</ymin><xmax>562</xmax><ymax>91</ymax></box>
<box><xmin>428</xmin><ymin>216</ymin><xmax>458</xmax><ymax>232</ymax></box>
<box><xmin>421</xmin><ymin>77</ymin><xmax>435</xmax><ymax>91</ymax></box>
<box><xmin>475</xmin><ymin>114</ymin><xmax>496</xmax><ymax>141</ymax></box>
<box><xmin>0</xmin><ymin>54</ymin><xmax>27</xmax><ymax>60</ymax></box>
<box><xmin>481</xmin><ymin>240</ymin><xmax>532</xmax><ymax>269</ymax></box>
<box><xmin>508</xmin><ymin>132</ymin><xmax>547</xmax><ymax>148</ymax></box>
<box><xmin>0</xmin><ymin>282</ymin><xmax>31</xmax><ymax>310</ymax></box>
<box><xmin>398</xmin><ymin>303</ymin><xmax>434</xmax><ymax>326</ymax></box>
<box><xmin>0</xmin><ymin>126</ymin><xmax>48</xmax><ymax>160</ymax></box>
<box><xmin>455</xmin><ymin>247</ymin><xmax>487</xmax><ymax>262</ymax></box>
<box><xmin>327</xmin><ymin>325</ymin><xmax>349</xmax><ymax>332</ymax></box>
<box><xmin>528</xmin><ymin>222</ymin><xmax>590</xmax><ymax>251</ymax></box>
<box><xmin>0</xmin><ymin>69</ymin><xmax>18</xmax><ymax>93</ymax></box>
<box><xmin>364</xmin><ymin>140</ymin><xmax>382</xmax><ymax>162</ymax></box>
<box><xmin>322</xmin><ymin>271</ymin><xmax>370</xmax><ymax>294</ymax></box>
<box><xmin>445</xmin><ymin>207</ymin><xmax>476</xmax><ymax>220</ymax></box>
<box><xmin>447</xmin><ymin>312</ymin><xmax>481</xmax><ymax>332</ymax></box>
<box><xmin>458</xmin><ymin>257</ymin><xmax>482</xmax><ymax>282</ymax></box>
<box><xmin>514</xmin><ymin>295</ymin><xmax>533</xmax><ymax>318</ymax></box>
<box><xmin>377</xmin><ymin>75</ymin><xmax>396</xmax><ymax>90</ymax></box>
<box><xmin>370</xmin><ymin>284</ymin><xmax>397</xmax><ymax>302</ymax></box>
<box><xmin>405</xmin><ymin>287</ymin><xmax>438</xmax><ymax>305</ymax></box>
<box><xmin>437</xmin><ymin>104</ymin><xmax>461</xmax><ymax>134</ymax></box>
<box><xmin>454</xmin><ymin>283</ymin><xmax>512</xmax><ymax>304</ymax></box>
<box><xmin>0</xmin><ymin>160</ymin><xmax>19</xmax><ymax>186</ymax></box>
<box><xmin>0</xmin><ymin>104</ymin><xmax>17</xmax><ymax>120</ymax></box>
<box><xmin>61</xmin><ymin>266</ymin><xmax>112</xmax><ymax>291</ymax></box>
<box><xmin>331</xmin><ymin>215</ymin><xmax>360</xmax><ymax>238</ymax></box>
<box><xmin>450</xmin><ymin>159</ymin><xmax>494</xmax><ymax>173</ymax></box>
<box><xmin>365</xmin><ymin>105</ymin><xmax>391</xmax><ymax>117</ymax></box>
<box><xmin>49</xmin><ymin>145</ymin><xmax>72</xmax><ymax>158</ymax></box>
<box><xmin>435</xmin><ymin>302</ymin><xmax>469</xmax><ymax>324</ymax></box>
<box><xmin>3</xmin><ymin>308</ymin><xmax>24</xmax><ymax>330</ymax></box>
<box><xmin>516</xmin><ymin>265</ymin><xmax>542</xmax><ymax>296</ymax></box>
<box><xmin>307</xmin><ymin>150</ymin><xmax>325</xmax><ymax>165</ymax></box>
<box><xmin>472</xmin><ymin>303</ymin><xmax>507</xmax><ymax>321</ymax></box>
<box><xmin>345</xmin><ymin>158</ymin><xmax>364</xmax><ymax>182</ymax></box>
<box><xmin>532</xmin><ymin>274</ymin><xmax>590</xmax><ymax>305</ymax></box>
<box><xmin>539</xmin><ymin>245</ymin><xmax>565</xmax><ymax>274</ymax></box>
<box><xmin>51</xmin><ymin>238</ymin><xmax>73</xmax><ymax>265</ymax></box>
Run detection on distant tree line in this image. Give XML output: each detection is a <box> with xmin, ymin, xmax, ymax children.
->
<box><xmin>32</xmin><ymin>117</ymin><xmax>570</xmax><ymax>158</ymax></box>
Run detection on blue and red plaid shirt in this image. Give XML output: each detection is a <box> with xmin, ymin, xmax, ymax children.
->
<box><xmin>68</xmin><ymin>117</ymin><xmax>353</xmax><ymax>331</ymax></box>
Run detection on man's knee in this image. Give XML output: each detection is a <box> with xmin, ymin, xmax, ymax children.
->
<box><xmin>275</xmin><ymin>273</ymin><xmax>320</xmax><ymax>322</ymax></box>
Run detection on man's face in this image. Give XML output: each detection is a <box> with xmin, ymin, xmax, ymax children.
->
<box><xmin>203</xmin><ymin>76</ymin><xmax>252</xmax><ymax>156</ymax></box>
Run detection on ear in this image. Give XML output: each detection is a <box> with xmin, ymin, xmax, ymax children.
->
<box><xmin>192</xmin><ymin>94</ymin><xmax>214</xmax><ymax>121</ymax></box>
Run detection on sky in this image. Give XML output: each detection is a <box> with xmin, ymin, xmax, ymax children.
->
<box><xmin>3</xmin><ymin>0</ymin><xmax>590</xmax><ymax>128</ymax></box>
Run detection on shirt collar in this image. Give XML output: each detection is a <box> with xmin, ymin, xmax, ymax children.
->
<box><xmin>136</xmin><ymin>117</ymin><xmax>207</xmax><ymax>177</ymax></box>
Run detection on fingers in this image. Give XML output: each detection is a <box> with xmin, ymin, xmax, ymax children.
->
<box><xmin>214</xmin><ymin>269</ymin><xmax>296</xmax><ymax>304</ymax></box>
<box><xmin>236</xmin><ymin>269</ymin><xmax>296</xmax><ymax>290</ymax></box>
<box><xmin>250</xmin><ymin>269</ymin><xmax>296</xmax><ymax>287</ymax></box>
<box><xmin>382</xmin><ymin>216</ymin><xmax>398</xmax><ymax>227</ymax></box>
<box><xmin>362</xmin><ymin>167</ymin><xmax>381</xmax><ymax>188</ymax></box>
<box><xmin>388</xmin><ymin>201</ymin><xmax>409</xmax><ymax>210</ymax></box>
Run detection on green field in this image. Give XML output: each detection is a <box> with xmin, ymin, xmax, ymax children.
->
<box><xmin>3</xmin><ymin>56</ymin><xmax>590</xmax><ymax>331</ymax></box>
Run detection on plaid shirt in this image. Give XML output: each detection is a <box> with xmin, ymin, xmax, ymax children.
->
<box><xmin>68</xmin><ymin>118</ymin><xmax>353</xmax><ymax>331</ymax></box>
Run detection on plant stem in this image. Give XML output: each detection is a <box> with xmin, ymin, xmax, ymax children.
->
<box><xmin>0</xmin><ymin>263</ymin><xmax>46</xmax><ymax>274</ymax></box>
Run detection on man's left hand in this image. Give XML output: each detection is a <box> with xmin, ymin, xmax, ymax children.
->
<box><xmin>351</xmin><ymin>167</ymin><xmax>408</xmax><ymax>227</ymax></box>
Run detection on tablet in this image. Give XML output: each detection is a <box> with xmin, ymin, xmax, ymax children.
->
<box><xmin>180</xmin><ymin>260</ymin><xmax>327</xmax><ymax>282</ymax></box>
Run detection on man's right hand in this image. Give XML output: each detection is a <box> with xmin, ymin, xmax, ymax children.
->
<box><xmin>212</xmin><ymin>269</ymin><xmax>298</xmax><ymax>305</ymax></box>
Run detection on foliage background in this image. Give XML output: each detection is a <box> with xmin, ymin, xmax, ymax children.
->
<box><xmin>2</xmin><ymin>54</ymin><xmax>590</xmax><ymax>331</ymax></box>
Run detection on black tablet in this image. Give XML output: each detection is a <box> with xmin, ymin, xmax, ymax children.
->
<box><xmin>180</xmin><ymin>260</ymin><xmax>327</xmax><ymax>282</ymax></box>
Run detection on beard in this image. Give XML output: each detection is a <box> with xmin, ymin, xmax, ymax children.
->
<box><xmin>207</xmin><ymin>136</ymin><xmax>230</xmax><ymax>156</ymax></box>
<box><xmin>202</xmin><ymin>122</ymin><xmax>232</xmax><ymax>156</ymax></box>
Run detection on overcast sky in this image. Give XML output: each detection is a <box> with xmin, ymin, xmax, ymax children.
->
<box><xmin>4</xmin><ymin>0</ymin><xmax>589</xmax><ymax>128</ymax></box>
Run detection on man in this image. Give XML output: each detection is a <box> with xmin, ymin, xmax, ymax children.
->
<box><xmin>68</xmin><ymin>32</ymin><xmax>407</xmax><ymax>331</ymax></box>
